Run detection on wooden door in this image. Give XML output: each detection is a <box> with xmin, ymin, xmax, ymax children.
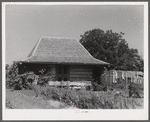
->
<box><xmin>56</xmin><ymin>65</ymin><xmax>69</xmax><ymax>81</ymax></box>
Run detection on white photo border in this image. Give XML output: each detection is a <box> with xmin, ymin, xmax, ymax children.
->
<box><xmin>2</xmin><ymin>2</ymin><xmax>149</xmax><ymax>120</ymax></box>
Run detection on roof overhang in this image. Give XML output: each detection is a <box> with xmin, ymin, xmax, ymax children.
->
<box><xmin>20</xmin><ymin>60</ymin><xmax>110</xmax><ymax>66</ymax></box>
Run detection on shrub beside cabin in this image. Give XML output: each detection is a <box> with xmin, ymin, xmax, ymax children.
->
<box><xmin>18</xmin><ymin>37</ymin><xmax>109</xmax><ymax>82</ymax></box>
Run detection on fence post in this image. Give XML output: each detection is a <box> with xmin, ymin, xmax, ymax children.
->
<box><xmin>109</xmin><ymin>70</ymin><xmax>112</xmax><ymax>89</ymax></box>
<box><xmin>105</xmin><ymin>71</ymin><xmax>108</xmax><ymax>88</ymax></box>
<box><xmin>131</xmin><ymin>71</ymin><xmax>133</xmax><ymax>83</ymax></box>
<box><xmin>112</xmin><ymin>70</ymin><xmax>114</xmax><ymax>83</ymax></box>
<box><xmin>125</xmin><ymin>71</ymin><xmax>127</xmax><ymax>86</ymax></box>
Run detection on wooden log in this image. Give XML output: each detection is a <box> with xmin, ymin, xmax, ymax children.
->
<box><xmin>70</xmin><ymin>71</ymin><xmax>92</xmax><ymax>75</ymax></box>
<box><xmin>70</xmin><ymin>74</ymin><xmax>92</xmax><ymax>78</ymax></box>
<box><xmin>70</xmin><ymin>77</ymin><xmax>91</xmax><ymax>81</ymax></box>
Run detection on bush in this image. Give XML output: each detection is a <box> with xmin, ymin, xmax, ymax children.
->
<box><xmin>128</xmin><ymin>82</ymin><xmax>144</xmax><ymax>98</ymax></box>
<box><xmin>6</xmin><ymin>61</ymin><xmax>52</xmax><ymax>90</ymax></box>
<box><xmin>6</xmin><ymin>65</ymin><xmax>41</xmax><ymax>90</ymax></box>
<box><xmin>92</xmin><ymin>82</ymin><xmax>107</xmax><ymax>91</ymax></box>
<box><xmin>110</xmin><ymin>78</ymin><xmax>143</xmax><ymax>98</ymax></box>
<box><xmin>85</xmin><ymin>85</ymin><xmax>93</xmax><ymax>90</ymax></box>
<box><xmin>6</xmin><ymin>72</ymin><xmax>39</xmax><ymax>90</ymax></box>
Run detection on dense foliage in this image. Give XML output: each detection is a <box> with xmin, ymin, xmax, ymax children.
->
<box><xmin>80</xmin><ymin>29</ymin><xmax>143</xmax><ymax>71</ymax></box>
<box><xmin>6</xmin><ymin>62</ymin><xmax>52</xmax><ymax>90</ymax></box>
<box><xmin>91</xmin><ymin>66</ymin><xmax>107</xmax><ymax>91</ymax></box>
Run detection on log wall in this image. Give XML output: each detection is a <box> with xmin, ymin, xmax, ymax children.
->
<box><xmin>69</xmin><ymin>65</ymin><xmax>93</xmax><ymax>81</ymax></box>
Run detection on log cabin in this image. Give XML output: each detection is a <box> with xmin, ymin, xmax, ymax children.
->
<box><xmin>19</xmin><ymin>37</ymin><xmax>109</xmax><ymax>82</ymax></box>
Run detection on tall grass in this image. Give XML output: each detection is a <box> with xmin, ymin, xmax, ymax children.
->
<box><xmin>34</xmin><ymin>85</ymin><xmax>143</xmax><ymax>109</ymax></box>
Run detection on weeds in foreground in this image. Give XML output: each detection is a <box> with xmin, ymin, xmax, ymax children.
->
<box><xmin>6</xmin><ymin>100</ymin><xmax>14</xmax><ymax>109</ymax></box>
<box><xmin>34</xmin><ymin>85</ymin><xmax>143</xmax><ymax>109</ymax></box>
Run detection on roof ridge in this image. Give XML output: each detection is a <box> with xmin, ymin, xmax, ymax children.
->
<box><xmin>21</xmin><ymin>37</ymin><xmax>42</xmax><ymax>62</ymax></box>
<box><xmin>40</xmin><ymin>36</ymin><xmax>77</xmax><ymax>40</ymax></box>
<box><xmin>32</xmin><ymin>37</ymin><xmax>42</xmax><ymax>56</ymax></box>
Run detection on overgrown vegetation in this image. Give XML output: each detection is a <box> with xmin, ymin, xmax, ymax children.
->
<box><xmin>6</xmin><ymin>62</ymin><xmax>143</xmax><ymax>109</ymax></box>
<box><xmin>34</xmin><ymin>86</ymin><xmax>143</xmax><ymax>109</ymax></box>
<box><xmin>6</xmin><ymin>61</ymin><xmax>51</xmax><ymax>90</ymax></box>
<box><xmin>91</xmin><ymin>66</ymin><xmax>143</xmax><ymax>98</ymax></box>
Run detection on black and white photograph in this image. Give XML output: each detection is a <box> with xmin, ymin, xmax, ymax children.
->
<box><xmin>2</xmin><ymin>2</ymin><xmax>148</xmax><ymax>120</ymax></box>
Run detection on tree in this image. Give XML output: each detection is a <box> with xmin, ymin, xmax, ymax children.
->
<box><xmin>80</xmin><ymin>28</ymin><xmax>143</xmax><ymax>71</ymax></box>
<box><xmin>6</xmin><ymin>64</ymin><xmax>10</xmax><ymax>79</ymax></box>
<box><xmin>6</xmin><ymin>64</ymin><xmax>9</xmax><ymax>70</ymax></box>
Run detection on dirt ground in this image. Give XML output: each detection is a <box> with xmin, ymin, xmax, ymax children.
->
<box><xmin>6</xmin><ymin>89</ymin><xmax>78</xmax><ymax>109</ymax></box>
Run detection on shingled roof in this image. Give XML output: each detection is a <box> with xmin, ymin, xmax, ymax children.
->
<box><xmin>22</xmin><ymin>37</ymin><xmax>109</xmax><ymax>65</ymax></box>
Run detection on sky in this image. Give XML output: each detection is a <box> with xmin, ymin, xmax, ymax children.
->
<box><xmin>5</xmin><ymin>3</ymin><xmax>144</xmax><ymax>64</ymax></box>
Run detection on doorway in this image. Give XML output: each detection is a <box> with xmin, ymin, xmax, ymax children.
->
<box><xmin>56</xmin><ymin>65</ymin><xmax>70</xmax><ymax>81</ymax></box>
